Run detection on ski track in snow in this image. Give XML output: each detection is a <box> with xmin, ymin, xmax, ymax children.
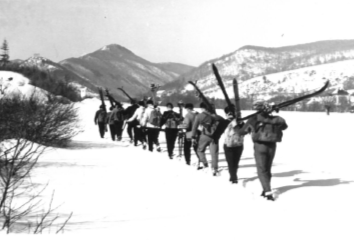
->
<box><xmin>25</xmin><ymin>98</ymin><xmax>354</xmax><ymax>245</ymax></box>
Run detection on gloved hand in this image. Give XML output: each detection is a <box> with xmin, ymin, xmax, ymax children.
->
<box><xmin>192</xmin><ymin>138</ymin><xmax>197</xmax><ymax>146</ymax></box>
<box><xmin>237</xmin><ymin>121</ymin><xmax>244</xmax><ymax>127</ymax></box>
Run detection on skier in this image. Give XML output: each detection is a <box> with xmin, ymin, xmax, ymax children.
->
<box><xmin>109</xmin><ymin>103</ymin><xmax>125</xmax><ymax>141</ymax></box>
<box><xmin>191</xmin><ymin>102</ymin><xmax>226</xmax><ymax>176</ymax></box>
<box><xmin>178</xmin><ymin>103</ymin><xmax>199</xmax><ymax>165</ymax></box>
<box><xmin>141</xmin><ymin>100</ymin><xmax>161</xmax><ymax>152</ymax></box>
<box><xmin>127</xmin><ymin>100</ymin><xmax>147</xmax><ymax>148</ymax></box>
<box><xmin>240</xmin><ymin>101</ymin><xmax>288</xmax><ymax>201</ymax></box>
<box><xmin>160</xmin><ymin>103</ymin><xmax>182</xmax><ymax>159</ymax></box>
<box><xmin>94</xmin><ymin>105</ymin><xmax>107</xmax><ymax>138</ymax></box>
<box><xmin>124</xmin><ymin>99</ymin><xmax>139</xmax><ymax>143</ymax></box>
<box><xmin>223</xmin><ymin>106</ymin><xmax>244</xmax><ymax>184</ymax></box>
<box><xmin>106</xmin><ymin>106</ymin><xmax>116</xmax><ymax>141</ymax></box>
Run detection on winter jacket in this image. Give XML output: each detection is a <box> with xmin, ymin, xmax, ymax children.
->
<box><xmin>178</xmin><ymin>111</ymin><xmax>197</xmax><ymax>139</ymax></box>
<box><xmin>109</xmin><ymin>107</ymin><xmax>125</xmax><ymax>122</ymax></box>
<box><xmin>94</xmin><ymin>109</ymin><xmax>107</xmax><ymax>123</ymax></box>
<box><xmin>160</xmin><ymin>110</ymin><xmax>181</xmax><ymax>128</ymax></box>
<box><xmin>106</xmin><ymin>111</ymin><xmax>115</xmax><ymax>125</ymax></box>
<box><xmin>191</xmin><ymin>112</ymin><xmax>220</xmax><ymax>136</ymax></box>
<box><xmin>223</xmin><ymin>119</ymin><xmax>244</xmax><ymax>147</ymax></box>
<box><xmin>124</xmin><ymin>104</ymin><xmax>139</xmax><ymax>120</ymax></box>
<box><xmin>127</xmin><ymin>106</ymin><xmax>145</xmax><ymax>125</ymax></box>
<box><xmin>240</xmin><ymin>113</ymin><xmax>288</xmax><ymax>143</ymax></box>
<box><xmin>141</xmin><ymin>105</ymin><xmax>160</xmax><ymax>128</ymax></box>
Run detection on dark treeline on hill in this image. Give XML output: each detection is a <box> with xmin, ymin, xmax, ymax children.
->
<box><xmin>0</xmin><ymin>62</ymin><xmax>81</xmax><ymax>102</ymax></box>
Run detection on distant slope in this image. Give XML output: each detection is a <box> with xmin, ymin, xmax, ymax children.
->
<box><xmin>163</xmin><ymin>39</ymin><xmax>354</xmax><ymax>99</ymax></box>
<box><xmin>153</xmin><ymin>62</ymin><xmax>194</xmax><ymax>76</ymax></box>
<box><xmin>60</xmin><ymin>44</ymin><xmax>193</xmax><ymax>99</ymax></box>
<box><xmin>20</xmin><ymin>56</ymin><xmax>97</xmax><ymax>92</ymax></box>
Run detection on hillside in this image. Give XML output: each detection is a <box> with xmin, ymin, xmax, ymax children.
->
<box><xmin>60</xmin><ymin>44</ymin><xmax>193</xmax><ymax>99</ymax></box>
<box><xmin>163</xmin><ymin>40</ymin><xmax>354</xmax><ymax>100</ymax></box>
<box><xmin>19</xmin><ymin>56</ymin><xmax>97</xmax><ymax>93</ymax></box>
<box><xmin>153</xmin><ymin>62</ymin><xmax>194</xmax><ymax>76</ymax></box>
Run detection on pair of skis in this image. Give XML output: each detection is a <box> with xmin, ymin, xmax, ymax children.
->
<box><xmin>97</xmin><ymin>87</ymin><xmax>107</xmax><ymax>112</ymax></box>
<box><xmin>189</xmin><ymin>63</ymin><xmax>330</xmax><ymax>121</ymax></box>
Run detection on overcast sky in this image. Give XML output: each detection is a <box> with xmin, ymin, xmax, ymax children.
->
<box><xmin>1</xmin><ymin>0</ymin><xmax>354</xmax><ymax>66</ymax></box>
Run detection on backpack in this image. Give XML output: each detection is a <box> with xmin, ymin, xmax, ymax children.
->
<box><xmin>114</xmin><ymin>108</ymin><xmax>125</xmax><ymax>122</ymax></box>
<box><xmin>201</xmin><ymin>113</ymin><xmax>229</xmax><ymax>140</ymax></box>
<box><xmin>165</xmin><ymin>112</ymin><xmax>180</xmax><ymax>129</ymax></box>
<box><xmin>97</xmin><ymin>110</ymin><xmax>106</xmax><ymax>123</ymax></box>
<box><xmin>107</xmin><ymin>112</ymin><xmax>115</xmax><ymax>125</ymax></box>
<box><xmin>200</xmin><ymin>113</ymin><xmax>219</xmax><ymax>138</ymax></box>
<box><xmin>148</xmin><ymin>108</ymin><xmax>162</xmax><ymax>127</ymax></box>
<box><xmin>252</xmin><ymin>114</ymin><xmax>286</xmax><ymax>143</ymax></box>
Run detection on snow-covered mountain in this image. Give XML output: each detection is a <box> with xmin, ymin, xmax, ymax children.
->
<box><xmin>59</xmin><ymin>44</ymin><xmax>194</xmax><ymax>99</ymax></box>
<box><xmin>164</xmin><ymin>40</ymin><xmax>354</xmax><ymax>101</ymax></box>
<box><xmin>20</xmin><ymin>56</ymin><xmax>97</xmax><ymax>93</ymax></box>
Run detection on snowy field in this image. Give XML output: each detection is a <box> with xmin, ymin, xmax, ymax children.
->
<box><xmin>11</xmin><ymin>98</ymin><xmax>354</xmax><ymax>245</ymax></box>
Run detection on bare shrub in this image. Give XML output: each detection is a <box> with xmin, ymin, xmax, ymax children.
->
<box><xmin>0</xmin><ymin>93</ymin><xmax>80</xmax><ymax>233</ymax></box>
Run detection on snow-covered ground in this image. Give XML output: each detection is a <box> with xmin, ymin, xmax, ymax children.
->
<box><xmin>17</xmin><ymin>98</ymin><xmax>354</xmax><ymax>244</ymax></box>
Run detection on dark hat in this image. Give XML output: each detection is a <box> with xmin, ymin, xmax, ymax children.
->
<box><xmin>199</xmin><ymin>102</ymin><xmax>207</xmax><ymax>109</ymax></box>
<box><xmin>224</xmin><ymin>104</ymin><xmax>235</xmax><ymax>114</ymax></box>
<box><xmin>185</xmin><ymin>103</ymin><xmax>194</xmax><ymax>110</ymax></box>
<box><xmin>146</xmin><ymin>99</ymin><xmax>154</xmax><ymax>105</ymax></box>
<box><xmin>166</xmin><ymin>102</ymin><xmax>173</xmax><ymax>108</ymax></box>
<box><xmin>138</xmin><ymin>100</ymin><xmax>145</xmax><ymax>106</ymax></box>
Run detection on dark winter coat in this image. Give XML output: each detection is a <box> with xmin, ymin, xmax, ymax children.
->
<box><xmin>94</xmin><ymin>109</ymin><xmax>107</xmax><ymax>123</ymax></box>
<box><xmin>191</xmin><ymin>111</ymin><xmax>227</xmax><ymax>141</ymax></box>
<box><xmin>240</xmin><ymin>113</ymin><xmax>288</xmax><ymax>143</ymax></box>
<box><xmin>124</xmin><ymin>104</ymin><xmax>139</xmax><ymax>120</ymax></box>
<box><xmin>160</xmin><ymin>110</ymin><xmax>181</xmax><ymax>128</ymax></box>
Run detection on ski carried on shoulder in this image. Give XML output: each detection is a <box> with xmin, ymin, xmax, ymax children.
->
<box><xmin>212</xmin><ymin>64</ymin><xmax>234</xmax><ymax>116</ymax></box>
<box><xmin>105</xmin><ymin>89</ymin><xmax>119</xmax><ymax>107</ymax></box>
<box><xmin>232</xmin><ymin>78</ymin><xmax>242</xmax><ymax>120</ymax></box>
<box><xmin>188</xmin><ymin>81</ymin><xmax>215</xmax><ymax>114</ymax></box>
<box><xmin>97</xmin><ymin>87</ymin><xmax>107</xmax><ymax>112</ymax></box>
<box><xmin>240</xmin><ymin>80</ymin><xmax>330</xmax><ymax>121</ymax></box>
<box><xmin>117</xmin><ymin>87</ymin><xmax>134</xmax><ymax>102</ymax></box>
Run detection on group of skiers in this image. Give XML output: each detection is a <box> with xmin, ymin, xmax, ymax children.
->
<box><xmin>94</xmin><ymin>99</ymin><xmax>288</xmax><ymax>201</ymax></box>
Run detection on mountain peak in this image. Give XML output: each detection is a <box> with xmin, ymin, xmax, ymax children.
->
<box><xmin>99</xmin><ymin>44</ymin><xmax>135</xmax><ymax>56</ymax></box>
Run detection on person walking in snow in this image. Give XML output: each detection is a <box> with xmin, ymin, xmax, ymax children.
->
<box><xmin>94</xmin><ymin>105</ymin><xmax>107</xmax><ymax>138</ymax></box>
<box><xmin>127</xmin><ymin>100</ymin><xmax>147</xmax><ymax>148</ymax></box>
<box><xmin>160</xmin><ymin>102</ymin><xmax>182</xmax><ymax>159</ymax></box>
<box><xmin>178</xmin><ymin>103</ymin><xmax>199</xmax><ymax>165</ymax></box>
<box><xmin>240</xmin><ymin>101</ymin><xmax>288</xmax><ymax>201</ymax></box>
<box><xmin>223</xmin><ymin>106</ymin><xmax>244</xmax><ymax>184</ymax></box>
<box><xmin>124</xmin><ymin>99</ymin><xmax>139</xmax><ymax>143</ymax></box>
<box><xmin>141</xmin><ymin>99</ymin><xmax>161</xmax><ymax>152</ymax></box>
<box><xmin>191</xmin><ymin>102</ymin><xmax>227</xmax><ymax>176</ymax></box>
<box><xmin>106</xmin><ymin>106</ymin><xmax>116</xmax><ymax>141</ymax></box>
<box><xmin>109</xmin><ymin>103</ymin><xmax>125</xmax><ymax>141</ymax></box>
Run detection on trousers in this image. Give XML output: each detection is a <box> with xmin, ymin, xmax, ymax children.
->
<box><xmin>197</xmin><ymin>134</ymin><xmax>219</xmax><ymax>170</ymax></box>
<box><xmin>254</xmin><ymin>142</ymin><xmax>277</xmax><ymax>192</ymax></box>
<box><xmin>224</xmin><ymin>145</ymin><xmax>244</xmax><ymax>181</ymax></box>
